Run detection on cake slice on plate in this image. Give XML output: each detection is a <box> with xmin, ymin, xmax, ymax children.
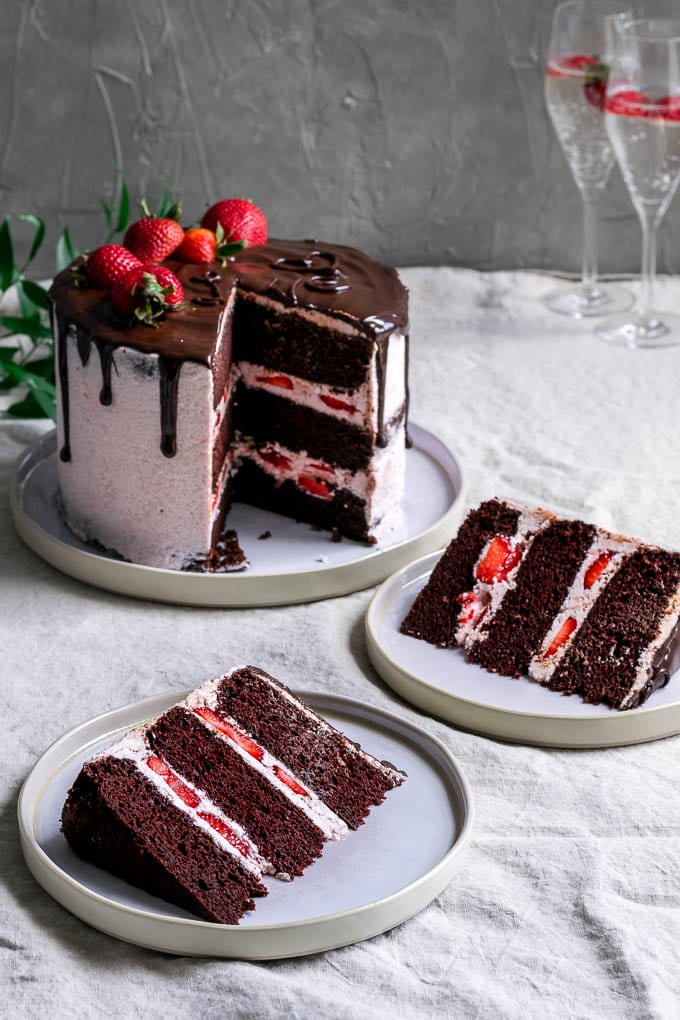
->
<box><xmin>400</xmin><ymin>498</ymin><xmax>680</xmax><ymax>710</ymax></box>
<box><xmin>61</xmin><ymin>666</ymin><xmax>405</xmax><ymax>924</ymax></box>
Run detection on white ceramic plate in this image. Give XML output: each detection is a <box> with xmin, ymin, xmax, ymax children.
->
<box><xmin>18</xmin><ymin>689</ymin><xmax>473</xmax><ymax>959</ymax></box>
<box><xmin>366</xmin><ymin>551</ymin><xmax>680</xmax><ymax>749</ymax></box>
<box><xmin>9</xmin><ymin>425</ymin><xmax>465</xmax><ymax>607</ymax></box>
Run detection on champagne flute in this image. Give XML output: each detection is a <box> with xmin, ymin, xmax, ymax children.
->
<box><xmin>544</xmin><ymin>0</ymin><xmax>633</xmax><ymax>317</ymax></box>
<box><xmin>599</xmin><ymin>19</ymin><xmax>680</xmax><ymax>346</ymax></box>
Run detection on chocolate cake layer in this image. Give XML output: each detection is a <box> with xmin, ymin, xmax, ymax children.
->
<box><xmin>149</xmin><ymin>707</ymin><xmax>326</xmax><ymax>876</ymax></box>
<box><xmin>400</xmin><ymin>499</ymin><xmax>523</xmax><ymax>647</ymax></box>
<box><xmin>61</xmin><ymin>756</ymin><xmax>262</xmax><ymax>924</ymax></box>
<box><xmin>231</xmin><ymin>459</ymin><xmax>373</xmax><ymax>543</ymax></box>
<box><xmin>548</xmin><ymin>548</ymin><xmax>680</xmax><ymax>707</ymax></box>
<box><xmin>234</xmin><ymin>386</ymin><xmax>374</xmax><ymax>472</ymax></box>
<box><xmin>469</xmin><ymin>519</ymin><xmax>596</xmax><ymax>677</ymax></box>
<box><xmin>216</xmin><ymin>667</ymin><xmax>405</xmax><ymax>829</ymax></box>
<box><xmin>233</xmin><ymin>298</ymin><xmax>373</xmax><ymax>390</ymax></box>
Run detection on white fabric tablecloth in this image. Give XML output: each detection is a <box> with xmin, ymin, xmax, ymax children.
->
<box><xmin>3</xmin><ymin>268</ymin><xmax>680</xmax><ymax>1019</ymax></box>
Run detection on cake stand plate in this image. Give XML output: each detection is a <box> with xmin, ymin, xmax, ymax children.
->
<box><xmin>19</xmin><ymin>689</ymin><xmax>473</xmax><ymax>959</ymax></box>
<box><xmin>10</xmin><ymin>425</ymin><xmax>465</xmax><ymax>607</ymax></box>
<box><xmin>366</xmin><ymin>552</ymin><xmax>680</xmax><ymax>749</ymax></box>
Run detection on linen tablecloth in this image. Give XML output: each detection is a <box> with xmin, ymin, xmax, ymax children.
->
<box><xmin>3</xmin><ymin>268</ymin><xmax>680</xmax><ymax>1019</ymax></box>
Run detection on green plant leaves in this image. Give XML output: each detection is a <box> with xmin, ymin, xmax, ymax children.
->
<box><xmin>19</xmin><ymin>279</ymin><xmax>50</xmax><ymax>311</ymax></box>
<box><xmin>116</xmin><ymin>180</ymin><xmax>130</xmax><ymax>234</ymax></box>
<box><xmin>0</xmin><ymin>315</ymin><xmax>52</xmax><ymax>340</ymax></box>
<box><xmin>0</xmin><ymin>219</ymin><xmax>15</xmax><ymax>290</ymax></box>
<box><xmin>18</xmin><ymin>213</ymin><xmax>45</xmax><ymax>265</ymax></box>
<box><xmin>0</xmin><ymin>358</ymin><xmax>56</xmax><ymax>419</ymax></box>
<box><xmin>56</xmin><ymin>227</ymin><xmax>76</xmax><ymax>273</ymax></box>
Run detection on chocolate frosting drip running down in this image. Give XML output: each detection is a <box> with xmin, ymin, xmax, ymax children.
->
<box><xmin>50</xmin><ymin>239</ymin><xmax>409</xmax><ymax>460</ymax></box>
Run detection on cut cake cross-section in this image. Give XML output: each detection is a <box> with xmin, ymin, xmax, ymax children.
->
<box><xmin>61</xmin><ymin>666</ymin><xmax>406</xmax><ymax>924</ymax></box>
<box><xmin>400</xmin><ymin>498</ymin><xmax>680</xmax><ymax>710</ymax></box>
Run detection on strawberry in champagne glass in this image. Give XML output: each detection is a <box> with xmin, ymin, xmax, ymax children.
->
<box><xmin>599</xmin><ymin>19</ymin><xmax>680</xmax><ymax>347</ymax></box>
<box><xmin>543</xmin><ymin>1</ymin><xmax>633</xmax><ymax>318</ymax></box>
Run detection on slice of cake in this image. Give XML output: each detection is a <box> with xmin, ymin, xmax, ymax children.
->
<box><xmin>400</xmin><ymin>499</ymin><xmax>680</xmax><ymax>710</ymax></box>
<box><xmin>61</xmin><ymin>666</ymin><xmax>405</xmax><ymax>924</ymax></box>
<box><xmin>49</xmin><ymin>238</ymin><xmax>409</xmax><ymax>570</ymax></box>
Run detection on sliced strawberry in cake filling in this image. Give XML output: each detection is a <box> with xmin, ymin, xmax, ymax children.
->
<box><xmin>455</xmin><ymin>506</ymin><xmax>553</xmax><ymax>650</ymax></box>
<box><xmin>528</xmin><ymin>534</ymin><xmax>636</xmax><ymax>684</ymax></box>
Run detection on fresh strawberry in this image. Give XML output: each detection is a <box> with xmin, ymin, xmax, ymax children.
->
<box><xmin>259</xmin><ymin>447</ymin><xmax>293</xmax><ymax>471</ymax></box>
<box><xmin>146</xmin><ymin>755</ymin><xmax>200</xmax><ymax>808</ymax></box>
<box><xmin>583</xmin><ymin>62</ymin><xmax>609</xmax><ymax>112</ymax></box>
<box><xmin>174</xmin><ymin>227</ymin><xmax>217</xmax><ymax>264</ymax></box>
<box><xmin>197</xmin><ymin>812</ymin><xmax>251</xmax><ymax>857</ymax></box>
<box><xmin>111</xmin><ymin>264</ymin><xmax>184</xmax><ymax>325</ymax></box>
<box><xmin>456</xmin><ymin>591</ymin><xmax>478</xmax><ymax>626</ymax></box>
<box><xmin>255</xmin><ymin>373</ymin><xmax>294</xmax><ymax>390</ymax></box>
<box><xmin>475</xmin><ymin>536</ymin><xmax>523</xmax><ymax>585</ymax></box>
<box><xmin>298</xmin><ymin>473</ymin><xmax>333</xmax><ymax>499</ymax></box>
<box><xmin>85</xmin><ymin>245</ymin><xmax>141</xmax><ymax>287</ymax></box>
<box><xmin>584</xmin><ymin>551</ymin><xmax>613</xmax><ymax>589</ymax></box>
<box><xmin>320</xmin><ymin>394</ymin><xmax>357</xmax><ymax>415</ymax></box>
<box><xmin>546</xmin><ymin>53</ymin><xmax>599</xmax><ymax>78</ymax></box>
<box><xmin>658</xmin><ymin>95</ymin><xmax>680</xmax><ymax>121</ymax></box>
<box><xmin>201</xmin><ymin>198</ymin><xmax>268</xmax><ymax>249</ymax></box>
<box><xmin>193</xmin><ymin>706</ymin><xmax>264</xmax><ymax>760</ymax></box>
<box><xmin>124</xmin><ymin>201</ymin><xmax>185</xmax><ymax>263</ymax></box>
<box><xmin>307</xmin><ymin>461</ymin><xmax>334</xmax><ymax>476</ymax></box>
<box><xmin>605</xmin><ymin>89</ymin><xmax>651</xmax><ymax>118</ymax></box>
<box><xmin>545</xmin><ymin>617</ymin><xmax>577</xmax><ymax>657</ymax></box>
<box><xmin>273</xmin><ymin>765</ymin><xmax>309</xmax><ymax>797</ymax></box>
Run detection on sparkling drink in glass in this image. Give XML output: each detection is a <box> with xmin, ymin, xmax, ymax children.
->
<box><xmin>543</xmin><ymin>0</ymin><xmax>633</xmax><ymax>317</ymax></box>
<box><xmin>599</xmin><ymin>20</ymin><xmax>680</xmax><ymax>346</ymax></box>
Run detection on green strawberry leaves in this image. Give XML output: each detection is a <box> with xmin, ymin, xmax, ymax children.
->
<box><xmin>215</xmin><ymin>222</ymin><xmax>247</xmax><ymax>265</ymax></box>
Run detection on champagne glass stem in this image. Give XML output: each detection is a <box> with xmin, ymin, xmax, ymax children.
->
<box><xmin>581</xmin><ymin>192</ymin><xmax>600</xmax><ymax>298</ymax></box>
<box><xmin>637</xmin><ymin>206</ymin><xmax>659</xmax><ymax>323</ymax></box>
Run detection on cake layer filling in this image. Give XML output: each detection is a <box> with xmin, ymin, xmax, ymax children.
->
<box><xmin>234</xmin><ymin>386</ymin><xmax>376</xmax><ymax>472</ymax></box>
<box><xmin>233</xmin><ymin>429</ymin><xmax>405</xmax><ymax>542</ymax></box>
<box><xmin>236</xmin><ymin>330</ymin><xmax>406</xmax><ymax>437</ymax></box>
<box><xmin>546</xmin><ymin>548</ymin><xmax>680</xmax><ymax>707</ymax></box>
<box><xmin>105</xmin><ymin>727</ymin><xmax>272</xmax><ymax>882</ymax></box>
<box><xmin>214</xmin><ymin>666</ymin><xmax>406</xmax><ymax>828</ymax></box>
<box><xmin>528</xmin><ymin>533</ymin><xmax>636</xmax><ymax>684</ymax></box>
<box><xmin>184</xmin><ymin>680</ymin><xmax>349</xmax><ymax>842</ymax></box>
<box><xmin>455</xmin><ymin>506</ymin><xmax>553</xmax><ymax>649</ymax></box>
<box><xmin>233</xmin><ymin>434</ymin><xmax>403</xmax><ymax>508</ymax></box>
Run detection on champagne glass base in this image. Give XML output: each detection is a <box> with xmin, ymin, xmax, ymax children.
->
<box><xmin>542</xmin><ymin>283</ymin><xmax>633</xmax><ymax>318</ymax></box>
<box><xmin>597</xmin><ymin>311</ymin><xmax>680</xmax><ymax>348</ymax></box>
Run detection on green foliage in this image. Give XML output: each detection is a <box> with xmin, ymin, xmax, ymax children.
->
<box><xmin>0</xmin><ymin>177</ymin><xmax>139</xmax><ymax>420</ymax></box>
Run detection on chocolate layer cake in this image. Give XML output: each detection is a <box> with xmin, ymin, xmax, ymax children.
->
<box><xmin>400</xmin><ymin>499</ymin><xmax>680</xmax><ymax>710</ymax></box>
<box><xmin>61</xmin><ymin>666</ymin><xmax>405</xmax><ymax>924</ymax></box>
<box><xmin>49</xmin><ymin>240</ymin><xmax>409</xmax><ymax>570</ymax></box>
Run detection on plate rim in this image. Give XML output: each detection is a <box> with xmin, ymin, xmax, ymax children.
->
<box><xmin>366</xmin><ymin>550</ymin><xmax>680</xmax><ymax>749</ymax></box>
<box><xmin>9</xmin><ymin>424</ymin><xmax>467</xmax><ymax>607</ymax></box>
<box><xmin>18</xmin><ymin>688</ymin><xmax>475</xmax><ymax>957</ymax></box>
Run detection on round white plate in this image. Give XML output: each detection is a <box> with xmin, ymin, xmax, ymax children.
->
<box><xmin>366</xmin><ymin>551</ymin><xmax>680</xmax><ymax>749</ymax></box>
<box><xmin>18</xmin><ymin>689</ymin><xmax>473</xmax><ymax>959</ymax></box>
<box><xmin>9</xmin><ymin>425</ymin><xmax>465</xmax><ymax>607</ymax></box>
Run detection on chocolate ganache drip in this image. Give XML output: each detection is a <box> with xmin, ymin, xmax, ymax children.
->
<box><xmin>158</xmin><ymin>357</ymin><xmax>182</xmax><ymax>458</ymax></box>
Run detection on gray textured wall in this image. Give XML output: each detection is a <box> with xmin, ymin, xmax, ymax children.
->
<box><xmin>2</xmin><ymin>0</ymin><xmax>678</xmax><ymax>274</ymax></box>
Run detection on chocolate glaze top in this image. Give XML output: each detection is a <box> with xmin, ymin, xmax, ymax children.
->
<box><xmin>231</xmin><ymin>239</ymin><xmax>409</xmax><ymax>339</ymax></box>
<box><xmin>48</xmin><ymin>239</ymin><xmax>409</xmax><ymax>366</ymax></box>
